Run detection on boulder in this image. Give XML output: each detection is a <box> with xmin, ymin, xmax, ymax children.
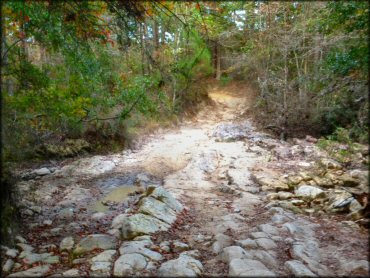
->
<box><xmin>111</xmin><ymin>214</ymin><xmax>127</xmax><ymax>229</ymax></box>
<box><xmin>299</xmin><ymin>172</ymin><xmax>312</xmax><ymax>181</ymax></box>
<box><xmin>2</xmin><ymin>259</ymin><xmax>14</xmax><ymax>272</ymax></box>
<box><xmin>258</xmin><ymin>224</ymin><xmax>279</xmax><ymax>236</ymax></box>
<box><xmin>221</xmin><ymin>246</ymin><xmax>251</xmax><ymax>263</ymax></box>
<box><xmin>181</xmin><ymin>250</ymin><xmax>201</xmax><ymax>259</ymax></box>
<box><xmin>337</xmin><ymin>174</ymin><xmax>360</xmax><ymax>187</ymax></box>
<box><xmin>291</xmin><ymin>241</ymin><xmax>328</xmax><ymax>275</ymax></box>
<box><xmin>295</xmin><ymin>185</ymin><xmax>325</xmax><ymax>199</ymax></box>
<box><xmin>255</xmin><ymin>238</ymin><xmax>277</xmax><ymax>250</ymax></box>
<box><xmin>172</xmin><ymin>240</ymin><xmax>190</xmax><ymax>252</ymax></box>
<box><xmin>349</xmin><ymin>170</ymin><xmax>368</xmax><ymax>181</ymax></box>
<box><xmin>113</xmin><ymin>254</ymin><xmax>147</xmax><ymax>276</ymax></box>
<box><xmin>5</xmin><ymin>249</ymin><xmax>19</xmax><ymax>258</ymax></box>
<box><xmin>313</xmin><ymin>177</ymin><xmax>334</xmax><ymax>188</ymax></box>
<box><xmin>57</xmin><ymin>208</ymin><xmax>74</xmax><ymax>220</ymax></box>
<box><xmin>290</xmin><ymin>199</ymin><xmax>305</xmax><ymax>206</ymax></box>
<box><xmin>15</xmin><ymin>236</ymin><xmax>27</xmax><ymax>243</ymax></box>
<box><xmin>60</xmin><ymin>237</ymin><xmax>74</xmax><ymax>252</ymax></box>
<box><xmin>349</xmin><ymin>197</ymin><xmax>362</xmax><ymax>210</ymax></box>
<box><xmin>91</xmin><ymin>212</ymin><xmax>106</xmax><ymax>221</ymax></box>
<box><xmin>211</xmin><ymin>233</ymin><xmax>233</xmax><ymax>254</ymax></box>
<box><xmin>160</xmin><ymin>241</ymin><xmax>171</xmax><ymax>252</ymax></box>
<box><xmin>288</xmin><ymin>175</ymin><xmax>303</xmax><ymax>185</ymax></box>
<box><xmin>305</xmin><ymin>135</ymin><xmax>318</xmax><ymax>143</ymax></box>
<box><xmin>158</xmin><ymin>254</ymin><xmax>203</xmax><ymax>276</ymax></box>
<box><xmin>255</xmin><ymin>176</ymin><xmax>289</xmax><ymax>192</ymax></box>
<box><xmin>16</xmin><ymin>243</ymin><xmax>34</xmax><ymax>252</ymax></box>
<box><xmin>33</xmin><ymin>167</ymin><xmax>51</xmax><ymax>176</ymax></box>
<box><xmin>250</xmin><ymin>232</ymin><xmax>269</xmax><ymax>239</ymax></box>
<box><xmin>250</xmin><ymin>250</ymin><xmax>277</xmax><ymax>268</ymax></box>
<box><xmin>236</xmin><ymin>239</ymin><xmax>258</xmax><ymax>249</ymax></box>
<box><xmin>268</xmin><ymin>200</ymin><xmax>303</xmax><ymax>214</ymax></box>
<box><xmin>320</xmin><ymin>158</ymin><xmax>342</xmax><ymax>170</ymax></box>
<box><xmin>74</xmin><ymin>234</ymin><xmax>117</xmax><ymax>254</ymax></box>
<box><xmin>327</xmin><ymin>190</ymin><xmax>354</xmax><ymax>211</ymax></box>
<box><xmin>91</xmin><ymin>250</ymin><xmax>117</xmax><ymax>262</ymax></box>
<box><xmin>277</xmin><ymin>191</ymin><xmax>294</xmax><ymax>200</ymax></box>
<box><xmin>120</xmin><ymin>213</ymin><xmax>170</xmax><ymax>240</ymax></box>
<box><xmin>90</xmin><ymin>261</ymin><xmax>111</xmax><ymax>275</ymax></box>
<box><xmin>212</xmin><ymin>122</ymin><xmax>252</xmax><ymax>142</ymax></box>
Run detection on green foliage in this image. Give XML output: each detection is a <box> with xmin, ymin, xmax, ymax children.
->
<box><xmin>326</xmin><ymin>128</ymin><xmax>352</xmax><ymax>144</ymax></box>
<box><xmin>225</xmin><ymin>2</ymin><xmax>368</xmax><ymax>140</ymax></box>
<box><xmin>319</xmin><ymin>1</ymin><xmax>369</xmax><ymax>76</ymax></box>
<box><xmin>2</xmin><ymin>1</ymin><xmax>215</xmax><ymax>162</ymax></box>
<box><xmin>316</xmin><ymin>127</ymin><xmax>365</xmax><ymax>163</ymax></box>
<box><xmin>219</xmin><ymin>75</ymin><xmax>233</xmax><ymax>86</ymax></box>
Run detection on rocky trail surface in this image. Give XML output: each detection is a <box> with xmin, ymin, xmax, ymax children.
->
<box><xmin>2</xmin><ymin>82</ymin><xmax>369</xmax><ymax>277</ymax></box>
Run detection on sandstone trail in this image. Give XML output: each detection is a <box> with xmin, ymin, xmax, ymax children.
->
<box><xmin>2</xmin><ymin>82</ymin><xmax>369</xmax><ymax>277</ymax></box>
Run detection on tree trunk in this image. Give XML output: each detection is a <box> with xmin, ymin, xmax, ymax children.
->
<box><xmin>139</xmin><ymin>23</ymin><xmax>145</xmax><ymax>75</ymax></box>
<box><xmin>160</xmin><ymin>20</ymin><xmax>166</xmax><ymax>45</ymax></box>
<box><xmin>215</xmin><ymin>43</ymin><xmax>221</xmax><ymax>80</ymax></box>
<box><xmin>153</xmin><ymin>20</ymin><xmax>159</xmax><ymax>49</ymax></box>
<box><xmin>142</xmin><ymin>21</ymin><xmax>151</xmax><ymax>73</ymax></box>
<box><xmin>1</xmin><ymin>4</ymin><xmax>9</xmax><ymax>94</ymax></box>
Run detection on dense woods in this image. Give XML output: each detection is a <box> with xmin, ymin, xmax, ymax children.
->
<box><xmin>1</xmin><ymin>1</ymin><xmax>368</xmax><ymax>163</ymax></box>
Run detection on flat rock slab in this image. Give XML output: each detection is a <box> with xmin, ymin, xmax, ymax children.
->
<box><xmin>91</xmin><ymin>250</ymin><xmax>117</xmax><ymax>262</ymax></box>
<box><xmin>221</xmin><ymin>246</ymin><xmax>252</xmax><ymax>263</ymax></box>
<box><xmin>148</xmin><ymin>186</ymin><xmax>183</xmax><ymax>212</ymax></box>
<box><xmin>259</xmin><ymin>224</ymin><xmax>279</xmax><ymax>236</ymax></box>
<box><xmin>64</xmin><ymin>156</ymin><xmax>116</xmax><ymax>176</ymax></box>
<box><xmin>62</xmin><ymin>269</ymin><xmax>80</xmax><ymax>276</ymax></box>
<box><xmin>285</xmin><ymin>260</ymin><xmax>317</xmax><ymax>276</ymax></box>
<box><xmin>340</xmin><ymin>260</ymin><xmax>369</xmax><ymax>275</ymax></box>
<box><xmin>158</xmin><ymin>254</ymin><xmax>203</xmax><ymax>277</ymax></box>
<box><xmin>8</xmin><ymin>265</ymin><xmax>51</xmax><ymax>277</ymax></box>
<box><xmin>120</xmin><ymin>213</ymin><xmax>170</xmax><ymax>240</ymax></box>
<box><xmin>74</xmin><ymin>234</ymin><xmax>117</xmax><ymax>254</ymax></box>
<box><xmin>229</xmin><ymin>258</ymin><xmax>275</xmax><ymax>276</ymax></box>
<box><xmin>20</xmin><ymin>252</ymin><xmax>59</xmax><ymax>265</ymax></box>
<box><xmin>251</xmin><ymin>250</ymin><xmax>277</xmax><ymax>268</ymax></box>
<box><xmin>90</xmin><ymin>261</ymin><xmax>111</xmax><ymax>275</ymax></box>
<box><xmin>250</xmin><ymin>232</ymin><xmax>269</xmax><ymax>239</ymax></box>
<box><xmin>119</xmin><ymin>241</ymin><xmax>163</xmax><ymax>261</ymax></box>
<box><xmin>255</xmin><ymin>238</ymin><xmax>277</xmax><ymax>250</ymax></box>
<box><xmin>139</xmin><ymin>196</ymin><xmax>177</xmax><ymax>224</ymax></box>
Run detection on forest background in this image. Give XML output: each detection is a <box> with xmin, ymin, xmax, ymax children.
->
<box><xmin>1</xmin><ymin>1</ymin><xmax>368</xmax><ymax>164</ymax></box>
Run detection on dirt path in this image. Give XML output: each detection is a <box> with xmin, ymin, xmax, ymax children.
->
<box><xmin>3</xmin><ymin>82</ymin><xmax>368</xmax><ymax>277</ymax></box>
